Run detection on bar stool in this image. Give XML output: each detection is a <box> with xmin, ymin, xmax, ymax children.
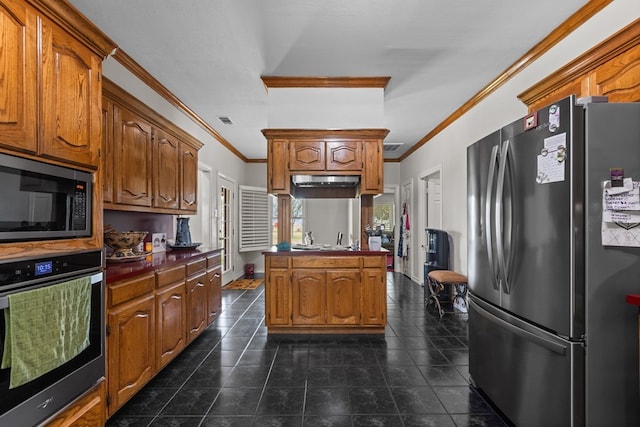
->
<box><xmin>426</xmin><ymin>270</ymin><xmax>468</xmax><ymax>318</ymax></box>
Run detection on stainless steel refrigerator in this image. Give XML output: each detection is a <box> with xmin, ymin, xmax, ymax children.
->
<box><xmin>467</xmin><ymin>95</ymin><xmax>640</xmax><ymax>427</ymax></box>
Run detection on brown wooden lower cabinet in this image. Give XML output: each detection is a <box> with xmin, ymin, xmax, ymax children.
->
<box><xmin>185</xmin><ymin>257</ymin><xmax>208</xmax><ymax>343</ymax></box>
<box><xmin>156</xmin><ymin>281</ymin><xmax>187</xmax><ymax>369</ymax></box>
<box><xmin>265</xmin><ymin>253</ymin><xmax>387</xmax><ymax>334</ymax></box>
<box><xmin>105</xmin><ymin>251</ymin><xmax>222</xmax><ymax>418</ymax></box>
<box><xmin>107</xmin><ymin>292</ymin><xmax>156</xmax><ymax>415</ymax></box>
<box><xmin>206</xmin><ymin>253</ymin><xmax>222</xmax><ymax>324</ymax></box>
<box><xmin>45</xmin><ymin>380</ymin><xmax>105</xmax><ymax>427</ymax></box>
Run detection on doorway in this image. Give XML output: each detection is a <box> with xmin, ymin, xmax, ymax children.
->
<box><xmin>420</xmin><ymin>167</ymin><xmax>442</xmax><ymax>285</ymax></box>
<box><xmin>192</xmin><ymin>163</ymin><xmax>215</xmax><ymax>249</ymax></box>
<box><xmin>373</xmin><ymin>186</ymin><xmax>398</xmax><ymax>271</ymax></box>
<box><xmin>218</xmin><ymin>174</ymin><xmax>235</xmax><ymax>284</ymax></box>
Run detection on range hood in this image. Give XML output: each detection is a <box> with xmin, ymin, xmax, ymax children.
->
<box><xmin>291</xmin><ymin>175</ymin><xmax>360</xmax><ymax>188</ymax></box>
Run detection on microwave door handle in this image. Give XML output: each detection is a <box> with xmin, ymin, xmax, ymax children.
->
<box><xmin>485</xmin><ymin>145</ymin><xmax>500</xmax><ymax>290</ymax></box>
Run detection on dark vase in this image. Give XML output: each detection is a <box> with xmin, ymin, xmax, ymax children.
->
<box><xmin>175</xmin><ymin>217</ymin><xmax>192</xmax><ymax>246</ymax></box>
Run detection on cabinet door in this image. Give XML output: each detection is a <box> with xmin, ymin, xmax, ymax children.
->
<box><xmin>102</xmin><ymin>98</ymin><xmax>114</xmax><ymax>203</ymax></box>
<box><xmin>153</xmin><ymin>128</ymin><xmax>180</xmax><ymax>210</ymax></box>
<box><xmin>0</xmin><ymin>0</ymin><xmax>36</xmax><ymax>153</ymax></box>
<box><xmin>186</xmin><ymin>272</ymin><xmax>207</xmax><ymax>342</ymax></box>
<box><xmin>326</xmin><ymin>140</ymin><xmax>362</xmax><ymax>171</ymax></box>
<box><xmin>362</xmin><ymin>267</ymin><xmax>386</xmax><ymax>326</ymax></box>
<box><xmin>179</xmin><ymin>141</ymin><xmax>198</xmax><ymax>211</ymax></box>
<box><xmin>41</xmin><ymin>18</ymin><xmax>101</xmax><ymax>168</ymax></box>
<box><xmin>289</xmin><ymin>140</ymin><xmax>325</xmax><ymax>171</ymax></box>
<box><xmin>156</xmin><ymin>282</ymin><xmax>186</xmax><ymax>369</ymax></box>
<box><xmin>114</xmin><ymin>106</ymin><xmax>153</xmax><ymax>206</ymax></box>
<box><xmin>266</xmin><ymin>269</ymin><xmax>291</xmax><ymax>326</ymax></box>
<box><xmin>46</xmin><ymin>381</ymin><xmax>105</xmax><ymax>427</ymax></box>
<box><xmin>291</xmin><ymin>270</ymin><xmax>325</xmax><ymax>325</ymax></box>
<box><xmin>326</xmin><ymin>270</ymin><xmax>360</xmax><ymax>325</ymax></box>
<box><xmin>206</xmin><ymin>266</ymin><xmax>222</xmax><ymax>324</ymax></box>
<box><xmin>107</xmin><ymin>294</ymin><xmax>156</xmax><ymax>416</ymax></box>
<box><xmin>268</xmin><ymin>139</ymin><xmax>289</xmax><ymax>193</ymax></box>
<box><xmin>362</xmin><ymin>139</ymin><xmax>383</xmax><ymax>194</ymax></box>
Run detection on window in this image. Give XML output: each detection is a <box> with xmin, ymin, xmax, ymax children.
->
<box><xmin>271</xmin><ymin>198</ymin><xmax>304</xmax><ymax>244</ymax></box>
<box><xmin>291</xmin><ymin>199</ymin><xmax>304</xmax><ymax>244</ymax></box>
<box><xmin>239</xmin><ymin>185</ymin><xmax>270</xmax><ymax>251</ymax></box>
<box><xmin>373</xmin><ymin>203</ymin><xmax>394</xmax><ymax>231</ymax></box>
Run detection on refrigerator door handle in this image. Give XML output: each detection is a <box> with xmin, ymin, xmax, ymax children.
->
<box><xmin>470</xmin><ymin>299</ymin><xmax>567</xmax><ymax>356</ymax></box>
<box><xmin>485</xmin><ymin>145</ymin><xmax>500</xmax><ymax>290</ymax></box>
<box><xmin>495</xmin><ymin>139</ymin><xmax>513</xmax><ymax>293</ymax></box>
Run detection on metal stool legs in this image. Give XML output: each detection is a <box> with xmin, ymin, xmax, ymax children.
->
<box><xmin>427</xmin><ymin>276</ymin><xmax>446</xmax><ymax>318</ymax></box>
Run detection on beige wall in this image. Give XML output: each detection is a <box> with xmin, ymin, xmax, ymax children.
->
<box><xmin>398</xmin><ymin>0</ymin><xmax>640</xmax><ymax>284</ymax></box>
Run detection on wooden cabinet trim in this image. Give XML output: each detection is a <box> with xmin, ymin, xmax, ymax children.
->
<box><xmin>156</xmin><ymin>264</ymin><xmax>186</xmax><ymax>288</ymax></box>
<box><xmin>108</xmin><ymin>273</ymin><xmax>155</xmax><ymax>307</ymax></box>
<box><xmin>262</xmin><ymin>129</ymin><xmax>390</xmax><ymax>139</ymax></box>
<box><xmin>518</xmin><ymin>18</ymin><xmax>640</xmax><ymax>108</ymax></box>
<box><xmin>291</xmin><ymin>257</ymin><xmax>360</xmax><ymax>269</ymax></box>
<box><xmin>45</xmin><ymin>379</ymin><xmax>105</xmax><ymax>427</ymax></box>
<box><xmin>103</xmin><ymin>78</ymin><xmax>202</xmax><ymax>151</ymax></box>
<box><xmin>186</xmin><ymin>258</ymin><xmax>207</xmax><ymax>277</ymax></box>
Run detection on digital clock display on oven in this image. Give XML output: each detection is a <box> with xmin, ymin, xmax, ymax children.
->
<box><xmin>35</xmin><ymin>260</ymin><xmax>53</xmax><ymax>276</ymax></box>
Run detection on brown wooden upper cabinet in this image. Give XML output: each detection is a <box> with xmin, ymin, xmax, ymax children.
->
<box><xmin>263</xmin><ymin>129</ymin><xmax>388</xmax><ymax>195</ymax></box>
<box><xmin>114</xmin><ymin>106</ymin><xmax>153</xmax><ymax>207</ymax></box>
<box><xmin>289</xmin><ymin>140</ymin><xmax>325</xmax><ymax>171</ymax></box>
<box><xmin>103</xmin><ymin>79</ymin><xmax>202</xmax><ymax>214</ymax></box>
<box><xmin>179</xmin><ymin>141</ymin><xmax>198</xmax><ymax>212</ymax></box>
<box><xmin>0</xmin><ymin>0</ymin><xmax>113</xmax><ymax>169</ymax></box>
<box><xmin>0</xmin><ymin>0</ymin><xmax>37</xmax><ymax>154</ymax></box>
<box><xmin>326</xmin><ymin>140</ymin><xmax>363</xmax><ymax>171</ymax></box>
<box><xmin>154</xmin><ymin>128</ymin><xmax>180</xmax><ymax>210</ymax></box>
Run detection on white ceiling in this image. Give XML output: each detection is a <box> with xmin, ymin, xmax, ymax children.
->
<box><xmin>68</xmin><ymin>0</ymin><xmax>588</xmax><ymax>160</ymax></box>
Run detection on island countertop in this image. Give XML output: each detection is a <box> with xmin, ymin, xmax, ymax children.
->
<box><xmin>263</xmin><ymin>247</ymin><xmax>388</xmax><ymax>256</ymax></box>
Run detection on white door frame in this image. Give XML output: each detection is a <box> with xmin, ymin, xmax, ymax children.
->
<box><xmin>384</xmin><ymin>185</ymin><xmax>400</xmax><ymax>269</ymax></box>
<box><xmin>194</xmin><ymin>162</ymin><xmax>215</xmax><ymax>249</ymax></box>
<box><xmin>218</xmin><ymin>173</ymin><xmax>236</xmax><ymax>285</ymax></box>
<box><xmin>400</xmin><ymin>178</ymin><xmax>415</xmax><ymax>281</ymax></box>
<box><xmin>418</xmin><ymin>165</ymin><xmax>443</xmax><ymax>285</ymax></box>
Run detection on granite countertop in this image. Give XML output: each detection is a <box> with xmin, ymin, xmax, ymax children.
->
<box><xmin>263</xmin><ymin>246</ymin><xmax>389</xmax><ymax>256</ymax></box>
<box><xmin>105</xmin><ymin>247</ymin><xmax>221</xmax><ymax>283</ymax></box>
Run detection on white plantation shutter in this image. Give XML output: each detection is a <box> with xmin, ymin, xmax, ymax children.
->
<box><xmin>239</xmin><ymin>185</ymin><xmax>270</xmax><ymax>251</ymax></box>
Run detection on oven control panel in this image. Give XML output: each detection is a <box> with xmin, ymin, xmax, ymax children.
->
<box><xmin>0</xmin><ymin>250</ymin><xmax>102</xmax><ymax>288</ymax></box>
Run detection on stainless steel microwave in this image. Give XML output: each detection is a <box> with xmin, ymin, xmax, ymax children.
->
<box><xmin>0</xmin><ymin>153</ymin><xmax>92</xmax><ymax>242</ymax></box>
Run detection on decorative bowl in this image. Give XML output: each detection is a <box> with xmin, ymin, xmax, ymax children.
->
<box><xmin>104</xmin><ymin>230</ymin><xmax>149</xmax><ymax>257</ymax></box>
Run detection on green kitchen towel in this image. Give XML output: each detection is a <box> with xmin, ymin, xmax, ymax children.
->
<box><xmin>2</xmin><ymin>276</ymin><xmax>91</xmax><ymax>389</ymax></box>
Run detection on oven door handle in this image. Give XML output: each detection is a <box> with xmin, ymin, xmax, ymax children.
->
<box><xmin>0</xmin><ymin>272</ymin><xmax>102</xmax><ymax>310</ymax></box>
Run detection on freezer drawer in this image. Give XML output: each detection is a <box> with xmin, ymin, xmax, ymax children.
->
<box><xmin>469</xmin><ymin>296</ymin><xmax>584</xmax><ymax>427</ymax></box>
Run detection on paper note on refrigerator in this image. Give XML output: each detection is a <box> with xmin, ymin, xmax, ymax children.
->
<box><xmin>604</xmin><ymin>180</ymin><xmax>640</xmax><ymax>211</ymax></box>
<box><xmin>536</xmin><ymin>133</ymin><xmax>566</xmax><ymax>184</ymax></box>
<box><xmin>602</xmin><ymin>180</ymin><xmax>640</xmax><ymax>247</ymax></box>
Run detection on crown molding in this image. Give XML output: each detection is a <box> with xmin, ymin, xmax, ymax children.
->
<box><xmin>112</xmin><ymin>48</ymin><xmax>248</xmax><ymax>162</ymax></box>
<box><xmin>400</xmin><ymin>0</ymin><xmax>611</xmax><ymax>161</ymax></box>
<box><xmin>261</xmin><ymin>76</ymin><xmax>390</xmax><ymax>90</ymax></box>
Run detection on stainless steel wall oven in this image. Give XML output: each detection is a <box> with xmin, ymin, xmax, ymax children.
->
<box><xmin>0</xmin><ymin>250</ymin><xmax>103</xmax><ymax>426</ymax></box>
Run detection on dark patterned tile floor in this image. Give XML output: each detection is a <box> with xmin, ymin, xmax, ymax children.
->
<box><xmin>107</xmin><ymin>272</ymin><xmax>510</xmax><ymax>427</ymax></box>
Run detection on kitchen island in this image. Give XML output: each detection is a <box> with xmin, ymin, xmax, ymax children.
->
<box><xmin>264</xmin><ymin>248</ymin><xmax>388</xmax><ymax>334</ymax></box>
